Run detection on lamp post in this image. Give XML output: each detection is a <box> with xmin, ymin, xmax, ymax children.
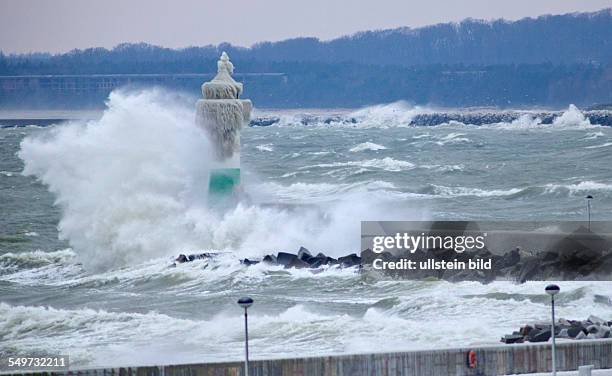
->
<box><xmin>586</xmin><ymin>195</ymin><xmax>593</xmax><ymax>231</ymax></box>
<box><xmin>545</xmin><ymin>284</ymin><xmax>560</xmax><ymax>376</ymax></box>
<box><xmin>237</xmin><ymin>297</ymin><xmax>253</xmax><ymax>376</ymax></box>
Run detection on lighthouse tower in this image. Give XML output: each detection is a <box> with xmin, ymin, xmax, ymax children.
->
<box><xmin>196</xmin><ymin>52</ymin><xmax>252</xmax><ymax>197</ymax></box>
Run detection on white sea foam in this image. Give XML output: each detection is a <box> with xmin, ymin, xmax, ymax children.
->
<box><xmin>433</xmin><ymin>132</ymin><xmax>471</xmax><ymax>145</ymax></box>
<box><xmin>543</xmin><ymin>181</ymin><xmax>612</xmax><ymax>195</ymax></box>
<box><xmin>510</xmin><ymin>113</ymin><xmax>543</xmax><ymax>128</ymax></box>
<box><xmin>349</xmin><ymin>142</ymin><xmax>387</xmax><ymax>152</ymax></box>
<box><xmin>0</xmin><ymin>249</ymin><xmax>75</xmax><ymax>270</ymax></box>
<box><xmin>0</xmin><ymin>249</ymin><xmax>80</xmax><ymax>283</ymax></box>
<box><xmin>258</xmin><ymin>102</ymin><xmax>429</xmax><ymax>128</ymax></box>
<box><xmin>2</xmin><ymin>280</ymin><xmax>611</xmax><ymax>368</ymax></box>
<box><xmin>504</xmin><ymin>105</ymin><xmax>596</xmax><ymax>130</ymax></box>
<box><xmin>254</xmin><ymin>180</ymin><xmax>398</xmax><ymax>202</ymax></box>
<box><xmin>421</xmin><ymin>164</ymin><xmax>464</xmax><ymax>172</ymax></box>
<box><xmin>255</xmin><ymin>144</ymin><xmax>274</xmax><ymax>152</ymax></box>
<box><xmin>348</xmin><ymin>101</ymin><xmax>428</xmax><ymax>128</ymax></box>
<box><xmin>301</xmin><ymin>157</ymin><xmax>415</xmax><ymax>172</ymax></box>
<box><xmin>445</xmin><ymin>105</ymin><xmax>600</xmax><ymax>130</ymax></box>
<box><xmin>256</xmin><ymin>103</ymin><xmax>429</xmax><ymax>128</ymax></box>
<box><xmin>583</xmin><ymin>131</ymin><xmax>605</xmax><ymax>140</ymax></box>
<box><xmin>431</xmin><ymin>185</ymin><xmax>523</xmax><ymax>197</ymax></box>
<box><xmin>280</xmin><ymin>171</ymin><xmax>301</xmax><ymax>178</ymax></box>
<box><xmin>0</xmin><ymin>302</ymin><xmax>212</xmax><ymax>366</ymax></box>
<box><xmin>248</xmin><ymin>180</ymin><xmax>430</xmax><ymax>207</ymax></box>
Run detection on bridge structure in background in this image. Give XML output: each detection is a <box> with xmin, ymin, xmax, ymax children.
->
<box><xmin>0</xmin><ymin>73</ymin><xmax>287</xmax><ymax>94</ymax></box>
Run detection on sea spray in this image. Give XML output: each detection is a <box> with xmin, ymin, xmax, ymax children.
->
<box><xmin>348</xmin><ymin>101</ymin><xmax>428</xmax><ymax>128</ymax></box>
<box><xmin>19</xmin><ymin>90</ymin><xmax>214</xmax><ymax>270</ymax></box>
<box><xmin>18</xmin><ymin>89</ymin><xmax>417</xmax><ymax>270</ymax></box>
<box><xmin>553</xmin><ymin>104</ymin><xmax>592</xmax><ymax>127</ymax></box>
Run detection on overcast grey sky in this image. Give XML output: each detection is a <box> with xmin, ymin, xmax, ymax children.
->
<box><xmin>1</xmin><ymin>0</ymin><xmax>610</xmax><ymax>53</ymax></box>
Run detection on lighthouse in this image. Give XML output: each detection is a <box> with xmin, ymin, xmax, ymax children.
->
<box><xmin>196</xmin><ymin>52</ymin><xmax>252</xmax><ymax>198</ymax></box>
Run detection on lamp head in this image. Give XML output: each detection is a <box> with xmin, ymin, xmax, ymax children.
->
<box><xmin>586</xmin><ymin>195</ymin><xmax>593</xmax><ymax>200</ymax></box>
<box><xmin>238</xmin><ymin>296</ymin><xmax>254</xmax><ymax>309</ymax></box>
<box><xmin>545</xmin><ymin>284</ymin><xmax>560</xmax><ymax>296</ymax></box>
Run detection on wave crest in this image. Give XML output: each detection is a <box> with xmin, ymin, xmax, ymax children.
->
<box><xmin>0</xmin><ymin>249</ymin><xmax>75</xmax><ymax>274</ymax></box>
<box><xmin>349</xmin><ymin>142</ymin><xmax>387</xmax><ymax>152</ymax></box>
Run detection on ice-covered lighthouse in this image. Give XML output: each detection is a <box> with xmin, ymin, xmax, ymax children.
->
<box><xmin>196</xmin><ymin>52</ymin><xmax>252</xmax><ymax>197</ymax></box>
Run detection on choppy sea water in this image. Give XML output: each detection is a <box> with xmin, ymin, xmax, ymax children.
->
<box><xmin>1</xmin><ymin>91</ymin><xmax>612</xmax><ymax>368</ymax></box>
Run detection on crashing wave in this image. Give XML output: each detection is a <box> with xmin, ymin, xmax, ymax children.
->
<box><xmin>250</xmin><ymin>103</ymin><xmax>611</xmax><ymax>128</ymax></box>
<box><xmin>0</xmin><ymin>249</ymin><xmax>75</xmax><ymax>272</ymax></box>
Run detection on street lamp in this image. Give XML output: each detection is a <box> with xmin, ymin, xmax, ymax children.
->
<box><xmin>545</xmin><ymin>284</ymin><xmax>560</xmax><ymax>376</ymax></box>
<box><xmin>237</xmin><ymin>297</ymin><xmax>253</xmax><ymax>376</ymax></box>
<box><xmin>586</xmin><ymin>195</ymin><xmax>593</xmax><ymax>231</ymax></box>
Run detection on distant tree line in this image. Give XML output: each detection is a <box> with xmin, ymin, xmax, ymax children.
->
<box><xmin>0</xmin><ymin>9</ymin><xmax>610</xmax><ymax>108</ymax></box>
<box><xmin>1</xmin><ymin>62</ymin><xmax>609</xmax><ymax>108</ymax></box>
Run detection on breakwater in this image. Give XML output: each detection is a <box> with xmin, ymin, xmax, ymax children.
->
<box><xmin>19</xmin><ymin>339</ymin><xmax>612</xmax><ymax>376</ymax></box>
<box><xmin>249</xmin><ymin>109</ymin><xmax>612</xmax><ymax>128</ymax></box>
<box><xmin>4</xmin><ymin>108</ymin><xmax>612</xmax><ymax>128</ymax></box>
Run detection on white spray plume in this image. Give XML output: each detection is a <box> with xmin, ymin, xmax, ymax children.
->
<box><xmin>20</xmin><ymin>90</ymin><xmax>214</xmax><ymax>269</ymax></box>
<box><xmin>20</xmin><ymin>89</ymin><xmax>420</xmax><ymax>270</ymax></box>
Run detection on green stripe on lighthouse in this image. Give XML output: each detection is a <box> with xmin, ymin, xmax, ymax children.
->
<box><xmin>209</xmin><ymin>168</ymin><xmax>240</xmax><ymax>196</ymax></box>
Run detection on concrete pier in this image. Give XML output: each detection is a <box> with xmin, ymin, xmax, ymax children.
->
<box><xmin>27</xmin><ymin>339</ymin><xmax>612</xmax><ymax>376</ymax></box>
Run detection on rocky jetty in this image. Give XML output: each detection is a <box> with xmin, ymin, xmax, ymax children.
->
<box><xmin>361</xmin><ymin>243</ymin><xmax>612</xmax><ymax>283</ymax></box>
<box><xmin>172</xmin><ymin>226</ymin><xmax>612</xmax><ymax>283</ymax></box>
<box><xmin>248</xmin><ymin>110</ymin><xmax>612</xmax><ymax>128</ymax></box>
<box><xmin>172</xmin><ymin>242</ymin><xmax>612</xmax><ymax>283</ymax></box>
<box><xmin>361</xmin><ymin>226</ymin><xmax>612</xmax><ymax>283</ymax></box>
<box><xmin>172</xmin><ymin>247</ymin><xmax>362</xmax><ymax>269</ymax></box>
<box><xmin>501</xmin><ymin>315</ymin><xmax>612</xmax><ymax>344</ymax></box>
